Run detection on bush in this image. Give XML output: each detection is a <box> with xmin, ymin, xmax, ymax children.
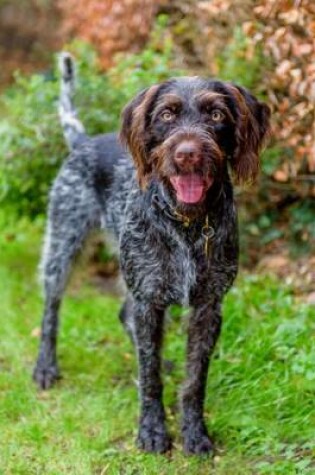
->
<box><xmin>0</xmin><ymin>19</ymin><xmax>184</xmax><ymax>218</ymax></box>
<box><xmin>215</xmin><ymin>23</ymin><xmax>314</xmax><ymax>260</ymax></box>
<box><xmin>216</xmin><ymin>27</ymin><xmax>266</xmax><ymax>91</ymax></box>
<box><xmin>57</xmin><ymin>0</ymin><xmax>157</xmax><ymax>70</ymax></box>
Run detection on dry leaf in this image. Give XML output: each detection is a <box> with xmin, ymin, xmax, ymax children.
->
<box><xmin>31</xmin><ymin>327</ymin><xmax>41</xmax><ymax>338</ymax></box>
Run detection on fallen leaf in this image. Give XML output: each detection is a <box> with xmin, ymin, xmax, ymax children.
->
<box><xmin>31</xmin><ymin>327</ymin><xmax>41</xmax><ymax>338</ymax></box>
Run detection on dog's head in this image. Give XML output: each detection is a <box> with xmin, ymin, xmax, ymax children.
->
<box><xmin>120</xmin><ymin>77</ymin><xmax>270</xmax><ymax>210</ymax></box>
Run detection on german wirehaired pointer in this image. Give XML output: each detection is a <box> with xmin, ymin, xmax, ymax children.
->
<box><xmin>33</xmin><ymin>53</ymin><xmax>270</xmax><ymax>454</ymax></box>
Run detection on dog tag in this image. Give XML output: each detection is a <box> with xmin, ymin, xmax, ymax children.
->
<box><xmin>202</xmin><ymin>216</ymin><xmax>215</xmax><ymax>258</ymax></box>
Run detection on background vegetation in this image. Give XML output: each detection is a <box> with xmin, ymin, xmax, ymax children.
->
<box><xmin>0</xmin><ymin>1</ymin><xmax>314</xmax><ymax>474</ymax></box>
<box><xmin>0</xmin><ymin>21</ymin><xmax>182</xmax><ymax>218</ymax></box>
<box><xmin>0</xmin><ymin>2</ymin><xmax>314</xmax><ymax>262</ymax></box>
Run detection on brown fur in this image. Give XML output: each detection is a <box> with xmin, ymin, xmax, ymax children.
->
<box><xmin>120</xmin><ymin>85</ymin><xmax>160</xmax><ymax>188</ymax></box>
<box><xmin>121</xmin><ymin>80</ymin><xmax>271</xmax><ymax>189</ymax></box>
<box><xmin>227</xmin><ymin>84</ymin><xmax>270</xmax><ymax>184</ymax></box>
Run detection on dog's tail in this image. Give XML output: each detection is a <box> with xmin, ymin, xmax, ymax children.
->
<box><xmin>58</xmin><ymin>52</ymin><xmax>87</xmax><ymax>150</ymax></box>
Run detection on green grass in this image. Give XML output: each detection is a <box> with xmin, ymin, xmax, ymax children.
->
<box><xmin>0</xmin><ymin>218</ymin><xmax>314</xmax><ymax>475</ymax></box>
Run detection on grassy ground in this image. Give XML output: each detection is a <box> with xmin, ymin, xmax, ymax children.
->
<box><xmin>0</xmin><ymin>217</ymin><xmax>314</xmax><ymax>475</ymax></box>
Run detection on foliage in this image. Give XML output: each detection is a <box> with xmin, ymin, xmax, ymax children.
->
<box><xmin>0</xmin><ymin>72</ymin><xmax>63</xmax><ymax>218</ymax></box>
<box><xmin>288</xmin><ymin>198</ymin><xmax>315</xmax><ymax>256</ymax></box>
<box><xmin>0</xmin><ymin>25</ymin><xmax>183</xmax><ymax>219</ymax></box>
<box><xmin>209</xmin><ymin>3</ymin><xmax>315</xmax><ymax>259</ymax></box>
<box><xmin>239</xmin><ymin>190</ymin><xmax>315</xmax><ymax>265</ymax></box>
<box><xmin>216</xmin><ymin>27</ymin><xmax>265</xmax><ymax>90</ymax></box>
<box><xmin>250</xmin><ymin>0</ymin><xmax>315</xmax><ymax>189</ymax></box>
<box><xmin>197</xmin><ymin>0</ymin><xmax>314</xmax><ymax>197</ymax></box>
<box><xmin>0</xmin><ymin>0</ymin><xmax>60</xmax><ymax>87</ymax></box>
<box><xmin>57</xmin><ymin>0</ymin><xmax>158</xmax><ymax>69</ymax></box>
<box><xmin>0</xmin><ymin>218</ymin><xmax>314</xmax><ymax>474</ymax></box>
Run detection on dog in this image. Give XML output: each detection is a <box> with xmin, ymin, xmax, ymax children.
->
<box><xmin>33</xmin><ymin>52</ymin><xmax>270</xmax><ymax>454</ymax></box>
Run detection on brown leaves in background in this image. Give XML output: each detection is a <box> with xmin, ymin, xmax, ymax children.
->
<box><xmin>0</xmin><ymin>0</ymin><xmax>62</xmax><ymax>86</ymax></box>
<box><xmin>2</xmin><ymin>0</ymin><xmax>312</xmax><ymax>194</ymax></box>
<box><xmin>57</xmin><ymin>0</ymin><xmax>158</xmax><ymax>69</ymax></box>
<box><xmin>195</xmin><ymin>0</ymin><xmax>314</xmax><ymax>194</ymax></box>
<box><xmin>250</xmin><ymin>0</ymin><xmax>315</xmax><ymax>184</ymax></box>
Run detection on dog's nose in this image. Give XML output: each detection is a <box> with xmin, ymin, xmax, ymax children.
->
<box><xmin>174</xmin><ymin>141</ymin><xmax>201</xmax><ymax>166</ymax></box>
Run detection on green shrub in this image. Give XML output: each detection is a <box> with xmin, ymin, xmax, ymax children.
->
<box><xmin>216</xmin><ymin>26</ymin><xmax>266</xmax><ymax>90</ymax></box>
<box><xmin>0</xmin><ymin>18</ymin><xmax>184</xmax><ymax>218</ymax></box>
<box><xmin>0</xmin><ymin>72</ymin><xmax>63</xmax><ymax>218</ymax></box>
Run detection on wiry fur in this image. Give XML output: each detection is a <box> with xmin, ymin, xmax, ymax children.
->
<box><xmin>34</xmin><ymin>54</ymin><xmax>270</xmax><ymax>455</ymax></box>
<box><xmin>58</xmin><ymin>52</ymin><xmax>86</xmax><ymax>149</ymax></box>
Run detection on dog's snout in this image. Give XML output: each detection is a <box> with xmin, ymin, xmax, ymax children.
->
<box><xmin>174</xmin><ymin>141</ymin><xmax>201</xmax><ymax>166</ymax></box>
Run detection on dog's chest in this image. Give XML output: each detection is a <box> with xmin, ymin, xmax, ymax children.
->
<box><xmin>169</xmin><ymin>239</ymin><xmax>197</xmax><ymax>306</ymax></box>
<box><xmin>146</xmin><ymin>229</ymin><xmax>208</xmax><ymax>306</ymax></box>
<box><xmin>167</xmin><ymin>231</ymin><xmax>214</xmax><ymax>305</ymax></box>
<box><xmin>117</xmin><ymin>190</ymin><xmax>216</xmax><ymax>306</ymax></box>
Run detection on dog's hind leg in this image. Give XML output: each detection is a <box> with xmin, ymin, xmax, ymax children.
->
<box><xmin>119</xmin><ymin>294</ymin><xmax>136</xmax><ymax>343</ymax></box>
<box><xmin>33</xmin><ymin>171</ymin><xmax>102</xmax><ymax>389</ymax></box>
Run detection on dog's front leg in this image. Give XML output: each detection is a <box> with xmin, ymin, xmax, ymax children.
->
<box><xmin>133</xmin><ymin>299</ymin><xmax>171</xmax><ymax>453</ymax></box>
<box><xmin>181</xmin><ymin>299</ymin><xmax>222</xmax><ymax>454</ymax></box>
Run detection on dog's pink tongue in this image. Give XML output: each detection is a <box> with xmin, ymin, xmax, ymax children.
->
<box><xmin>170</xmin><ymin>174</ymin><xmax>205</xmax><ymax>204</ymax></box>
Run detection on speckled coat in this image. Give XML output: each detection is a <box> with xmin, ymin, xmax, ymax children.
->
<box><xmin>34</xmin><ymin>54</ymin><xmax>270</xmax><ymax>455</ymax></box>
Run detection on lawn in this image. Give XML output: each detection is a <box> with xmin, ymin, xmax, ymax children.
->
<box><xmin>0</xmin><ymin>217</ymin><xmax>314</xmax><ymax>475</ymax></box>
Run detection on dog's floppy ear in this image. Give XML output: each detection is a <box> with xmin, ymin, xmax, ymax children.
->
<box><xmin>120</xmin><ymin>85</ymin><xmax>160</xmax><ymax>188</ymax></box>
<box><xmin>227</xmin><ymin>84</ymin><xmax>271</xmax><ymax>184</ymax></box>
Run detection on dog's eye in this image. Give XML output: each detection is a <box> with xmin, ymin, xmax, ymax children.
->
<box><xmin>210</xmin><ymin>109</ymin><xmax>225</xmax><ymax>122</ymax></box>
<box><xmin>160</xmin><ymin>110</ymin><xmax>175</xmax><ymax>122</ymax></box>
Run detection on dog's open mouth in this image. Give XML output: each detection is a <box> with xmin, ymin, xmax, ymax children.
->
<box><xmin>170</xmin><ymin>174</ymin><xmax>213</xmax><ymax>204</ymax></box>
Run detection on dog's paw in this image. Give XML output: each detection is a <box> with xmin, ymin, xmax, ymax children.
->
<box><xmin>182</xmin><ymin>424</ymin><xmax>214</xmax><ymax>455</ymax></box>
<box><xmin>33</xmin><ymin>362</ymin><xmax>60</xmax><ymax>390</ymax></box>
<box><xmin>137</xmin><ymin>425</ymin><xmax>172</xmax><ymax>453</ymax></box>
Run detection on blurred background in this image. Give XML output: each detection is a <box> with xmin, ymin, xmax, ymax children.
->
<box><xmin>0</xmin><ymin>0</ymin><xmax>314</xmax><ymax>297</ymax></box>
<box><xmin>1</xmin><ymin>3</ymin><xmax>315</xmax><ymax>473</ymax></box>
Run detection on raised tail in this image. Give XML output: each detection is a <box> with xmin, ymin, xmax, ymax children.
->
<box><xmin>58</xmin><ymin>52</ymin><xmax>87</xmax><ymax>150</ymax></box>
